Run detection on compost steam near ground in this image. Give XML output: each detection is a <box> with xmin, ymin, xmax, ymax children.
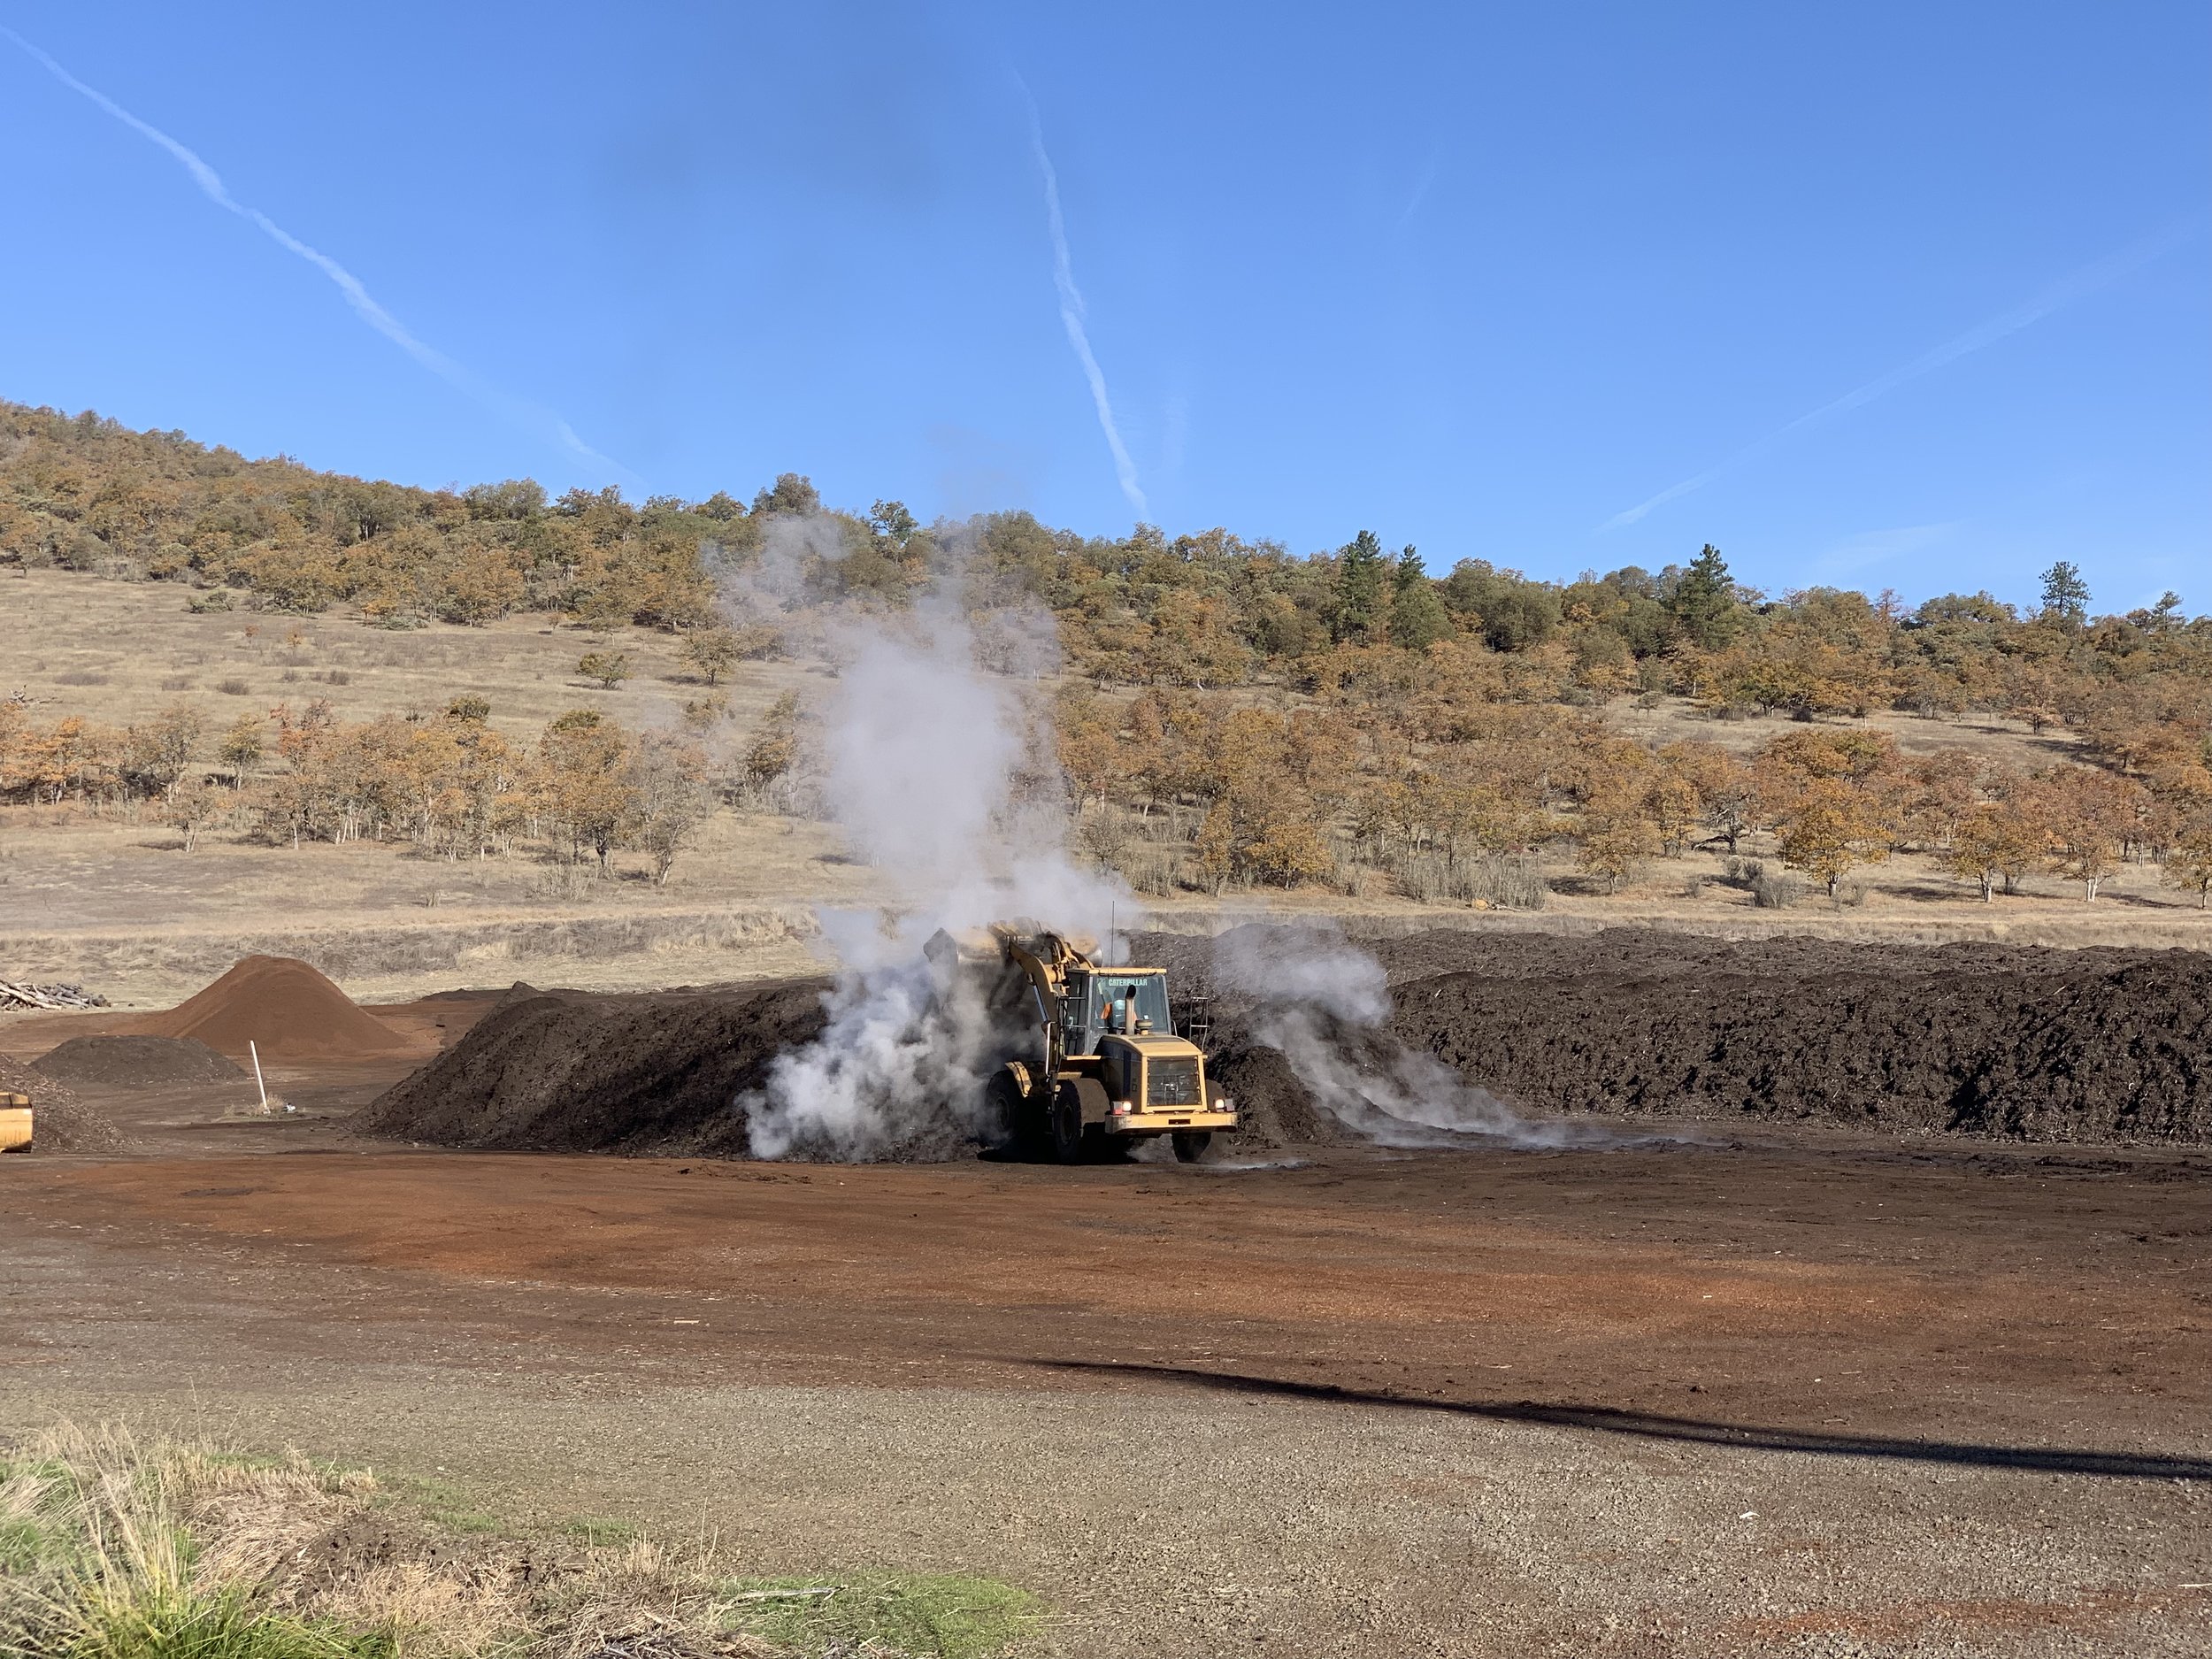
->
<box><xmin>685</xmin><ymin>518</ymin><xmax>1136</xmax><ymax>1162</ymax></box>
<box><xmin>359</xmin><ymin>926</ymin><xmax>2212</xmax><ymax>1157</ymax></box>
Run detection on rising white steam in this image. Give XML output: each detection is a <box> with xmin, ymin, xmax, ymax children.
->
<box><xmin>743</xmin><ymin>911</ymin><xmax>995</xmax><ymax>1162</ymax></box>
<box><xmin>3</xmin><ymin>27</ymin><xmax>631</xmax><ymax>485</ymax></box>
<box><xmin>1214</xmin><ymin>924</ymin><xmax>1624</xmax><ymax>1149</ymax></box>
<box><xmin>1020</xmin><ymin>92</ymin><xmax>1147</xmax><ymax>516</ymax></box>
<box><xmin>726</xmin><ymin>517</ymin><xmax>1127</xmax><ymax>1159</ymax></box>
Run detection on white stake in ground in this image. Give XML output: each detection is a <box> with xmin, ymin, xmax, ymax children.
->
<box><xmin>249</xmin><ymin>1040</ymin><xmax>268</xmax><ymax>1110</ymax></box>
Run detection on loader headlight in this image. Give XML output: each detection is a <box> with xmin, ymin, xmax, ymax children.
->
<box><xmin>1111</xmin><ymin>1100</ymin><xmax>1132</xmax><ymax>1116</ymax></box>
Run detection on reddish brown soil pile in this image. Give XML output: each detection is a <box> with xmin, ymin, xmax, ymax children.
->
<box><xmin>1143</xmin><ymin>927</ymin><xmax>2212</xmax><ymax>1145</ymax></box>
<box><xmin>0</xmin><ymin>1055</ymin><xmax>130</xmax><ymax>1153</ymax></box>
<box><xmin>135</xmin><ymin>956</ymin><xmax>411</xmax><ymax>1062</ymax></box>
<box><xmin>357</xmin><ymin>979</ymin><xmax>833</xmax><ymax>1156</ymax></box>
<box><xmin>35</xmin><ymin>1035</ymin><xmax>247</xmax><ymax>1088</ymax></box>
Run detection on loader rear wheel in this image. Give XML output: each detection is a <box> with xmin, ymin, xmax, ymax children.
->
<box><xmin>1171</xmin><ymin>1130</ymin><xmax>1212</xmax><ymax>1164</ymax></box>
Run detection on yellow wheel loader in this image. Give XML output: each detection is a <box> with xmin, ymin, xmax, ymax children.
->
<box><xmin>927</xmin><ymin>925</ymin><xmax>1236</xmax><ymax>1164</ymax></box>
<box><xmin>0</xmin><ymin>1092</ymin><xmax>32</xmax><ymax>1153</ymax></box>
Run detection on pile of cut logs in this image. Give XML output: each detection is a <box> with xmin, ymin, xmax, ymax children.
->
<box><xmin>0</xmin><ymin>980</ymin><xmax>108</xmax><ymax>1010</ymax></box>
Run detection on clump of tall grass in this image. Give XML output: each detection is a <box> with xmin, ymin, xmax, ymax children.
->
<box><xmin>1391</xmin><ymin>849</ymin><xmax>1548</xmax><ymax>910</ymax></box>
<box><xmin>0</xmin><ymin>1423</ymin><xmax>388</xmax><ymax>1659</ymax></box>
<box><xmin>1724</xmin><ymin>856</ymin><xmax>1805</xmax><ymax>910</ymax></box>
<box><xmin>0</xmin><ymin>1423</ymin><xmax>1040</xmax><ymax>1659</ymax></box>
<box><xmin>1079</xmin><ymin>803</ymin><xmax>1200</xmax><ymax>896</ymax></box>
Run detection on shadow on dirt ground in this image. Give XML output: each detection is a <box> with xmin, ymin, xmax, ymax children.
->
<box><xmin>1035</xmin><ymin>1359</ymin><xmax>2212</xmax><ymax>1480</ymax></box>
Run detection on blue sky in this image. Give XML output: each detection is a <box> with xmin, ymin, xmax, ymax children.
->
<box><xmin>3</xmin><ymin>2</ymin><xmax>2205</xmax><ymax>612</ymax></box>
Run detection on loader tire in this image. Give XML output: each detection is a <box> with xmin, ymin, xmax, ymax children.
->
<box><xmin>979</xmin><ymin>1069</ymin><xmax>1025</xmax><ymax>1156</ymax></box>
<box><xmin>1050</xmin><ymin>1082</ymin><xmax>1087</xmax><ymax>1164</ymax></box>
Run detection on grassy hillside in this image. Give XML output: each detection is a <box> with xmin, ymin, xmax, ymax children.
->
<box><xmin>8</xmin><ymin>396</ymin><xmax>2210</xmax><ymax>728</ymax></box>
<box><xmin>4</xmin><ymin>399</ymin><xmax>2211</xmax><ymax>954</ymax></box>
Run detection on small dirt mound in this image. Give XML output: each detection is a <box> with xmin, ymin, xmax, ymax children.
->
<box><xmin>0</xmin><ymin>1055</ymin><xmax>131</xmax><ymax>1154</ymax></box>
<box><xmin>35</xmin><ymin>1034</ymin><xmax>248</xmax><ymax>1088</ymax></box>
<box><xmin>135</xmin><ymin>955</ymin><xmax>411</xmax><ymax>1061</ymax></box>
<box><xmin>357</xmin><ymin>979</ymin><xmax>834</xmax><ymax>1156</ymax></box>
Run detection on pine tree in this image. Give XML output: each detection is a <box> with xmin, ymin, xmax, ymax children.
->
<box><xmin>1388</xmin><ymin>547</ymin><xmax>1452</xmax><ymax>650</ymax></box>
<box><xmin>2039</xmin><ymin>560</ymin><xmax>2091</xmax><ymax>624</ymax></box>
<box><xmin>1333</xmin><ymin>530</ymin><xmax>1388</xmax><ymax>643</ymax></box>
<box><xmin>1668</xmin><ymin>545</ymin><xmax>1739</xmax><ymax>649</ymax></box>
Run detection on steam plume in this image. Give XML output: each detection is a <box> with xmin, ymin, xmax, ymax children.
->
<box><xmin>3</xmin><ymin>27</ymin><xmax>632</xmax><ymax>485</ymax></box>
<box><xmin>1215</xmin><ymin>924</ymin><xmax>1628</xmax><ymax>1149</ymax></box>
<box><xmin>725</xmin><ymin>518</ymin><xmax>1126</xmax><ymax>1159</ymax></box>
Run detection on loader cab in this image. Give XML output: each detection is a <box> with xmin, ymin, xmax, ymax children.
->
<box><xmin>1060</xmin><ymin>968</ymin><xmax>1172</xmax><ymax>1057</ymax></box>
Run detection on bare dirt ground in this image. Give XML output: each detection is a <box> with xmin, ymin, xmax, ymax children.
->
<box><xmin>4</xmin><ymin>1007</ymin><xmax>2208</xmax><ymax>1658</ymax></box>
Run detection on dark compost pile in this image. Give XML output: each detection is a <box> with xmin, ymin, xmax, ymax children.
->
<box><xmin>357</xmin><ymin>979</ymin><xmax>834</xmax><ymax>1157</ymax></box>
<box><xmin>1147</xmin><ymin>926</ymin><xmax>2212</xmax><ymax>1146</ymax></box>
<box><xmin>35</xmin><ymin>1035</ymin><xmax>248</xmax><ymax>1088</ymax></box>
<box><xmin>0</xmin><ymin>1055</ymin><xmax>132</xmax><ymax>1154</ymax></box>
<box><xmin>360</xmin><ymin>929</ymin><xmax>2212</xmax><ymax>1162</ymax></box>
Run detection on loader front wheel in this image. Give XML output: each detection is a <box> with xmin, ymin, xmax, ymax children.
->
<box><xmin>1050</xmin><ymin>1084</ymin><xmax>1087</xmax><ymax>1164</ymax></box>
<box><xmin>1171</xmin><ymin>1130</ymin><xmax>1212</xmax><ymax>1164</ymax></box>
<box><xmin>1048</xmin><ymin>1079</ymin><xmax>1102</xmax><ymax>1168</ymax></box>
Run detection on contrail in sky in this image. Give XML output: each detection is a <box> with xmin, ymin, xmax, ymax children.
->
<box><xmin>3</xmin><ymin>27</ymin><xmax>633</xmax><ymax>484</ymax></box>
<box><xmin>1396</xmin><ymin>147</ymin><xmax>1440</xmax><ymax>230</ymax></box>
<box><xmin>1599</xmin><ymin>219</ymin><xmax>2201</xmax><ymax>532</ymax></box>
<box><xmin>1020</xmin><ymin>92</ymin><xmax>1146</xmax><ymax>517</ymax></box>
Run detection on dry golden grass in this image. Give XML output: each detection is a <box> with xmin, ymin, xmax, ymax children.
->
<box><xmin>0</xmin><ymin>570</ymin><xmax>880</xmax><ymax>1002</ymax></box>
<box><xmin>11</xmin><ymin>806</ymin><xmax>2189</xmax><ymax>1011</ymax></box>
<box><xmin>1</xmin><ymin>571</ymin><xmax>2205</xmax><ymax>1012</ymax></box>
<box><xmin>0</xmin><ymin>799</ymin><xmax>872</xmax><ymax>1006</ymax></box>
<box><xmin>1601</xmin><ymin>689</ymin><xmax>2091</xmax><ymax>764</ymax></box>
<box><xmin>1</xmin><ymin>568</ymin><xmax>818</xmax><ymax>740</ymax></box>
